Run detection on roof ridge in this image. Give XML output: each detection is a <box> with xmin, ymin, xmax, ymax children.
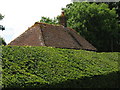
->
<box><xmin>34</xmin><ymin>22</ymin><xmax>60</xmax><ymax>27</ymax></box>
<box><xmin>8</xmin><ymin>21</ymin><xmax>97</xmax><ymax>51</ymax></box>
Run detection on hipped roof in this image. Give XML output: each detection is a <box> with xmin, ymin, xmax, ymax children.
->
<box><xmin>8</xmin><ymin>22</ymin><xmax>97</xmax><ymax>51</ymax></box>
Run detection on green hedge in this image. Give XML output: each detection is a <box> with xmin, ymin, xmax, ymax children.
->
<box><xmin>1</xmin><ymin>46</ymin><xmax>119</xmax><ymax>88</ymax></box>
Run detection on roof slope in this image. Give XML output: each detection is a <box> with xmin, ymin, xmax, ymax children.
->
<box><xmin>8</xmin><ymin>22</ymin><xmax>97</xmax><ymax>51</ymax></box>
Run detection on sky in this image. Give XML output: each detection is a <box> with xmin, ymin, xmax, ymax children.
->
<box><xmin>0</xmin><ymin>0</ymin><xmax>72</xmax><ymax>44</ymax></box>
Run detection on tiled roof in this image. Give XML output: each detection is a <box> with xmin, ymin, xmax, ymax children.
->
<box><xmin>8</xmin><ymin>22</ymin><xmax>97</xmax><ymax>51</ymax></box>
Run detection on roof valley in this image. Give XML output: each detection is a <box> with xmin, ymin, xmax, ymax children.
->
<box><xmin>66</xmin><ymin>27</ymin><xmax>83</xmax><ymax>48</ymax></box>
<box><xmin>8</xmin><ymin>22</ymin><xmax>97</xmax><ymax>51</ymax></box>
<box><xmin>38</xmin><ymin>24</ymin><xmax>45</xmax><ymax>46</ymax></box>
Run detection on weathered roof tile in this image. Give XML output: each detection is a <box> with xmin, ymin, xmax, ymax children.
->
<box><xmin>8</xmin><ymin>22</ymin><xmax>97</xmax><ymax>51</ymax></box>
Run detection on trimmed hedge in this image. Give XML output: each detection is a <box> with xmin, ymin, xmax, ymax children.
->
<box><xmin>1</xmin><ymin>46</ymin><xmax>119</xmax><ymax>88</ymax></box>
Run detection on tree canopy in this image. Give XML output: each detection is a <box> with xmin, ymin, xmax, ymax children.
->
<box><xmin>40</xmin><ymin>17</ymin><xmax>58</xmax><ymax>25</ymax></box>
<box><xmin>39</xmin><ymin>2</ymin><xmax>120</xmax><ymax>52</ymax></box>
<box><xmin>0</xmin><ymin>13</ymin><xmax>5</xmax><ymax>30</ymax></box>
<box><xmin>62</xmin><ymin>2</ymin><xmax>120</xmax><ymax>52</ymax></box>
<box><xmin>0</xmin><ymin>13</ymin><xmax>6</xmax><ymax>45</ymax></box>
<box><xmin>0</xmin><ymin>13</ymin><xmax>4</xmax><ymax>20</ymax></box>
<box><xmin>95</xmin><ymin>2</ymin><xmax>120</xmax><ymax>24</ymax></box>
<box><xmin>0</xmin><ymin>36</ymin><xmax>6</xmax><ymax>46</ymax></box>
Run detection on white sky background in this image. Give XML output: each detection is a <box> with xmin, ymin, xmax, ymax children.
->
<box><xmin>0</xmin><ymin>0</ymin><xmax>72</xmax><ymax>44</ymax></box>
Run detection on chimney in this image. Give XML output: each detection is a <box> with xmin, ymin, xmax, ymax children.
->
<box><xmin>59</xmin><ymin>11</ymin><xmax>67</xmax><ymax>27</ymax></box>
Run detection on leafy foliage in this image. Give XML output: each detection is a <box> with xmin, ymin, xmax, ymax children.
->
<box><xmin>0</xmin><ymin>37</ymin><xmax>6</xmax><ymax>45</ymax></box>
<box><xmin>38</xmin><ymin>3</ymin><xmax>120</xmax><ymax>52</ymax></box>
<box><xmin>95</xmin><ymin>2</ymin><xmax>120</xmax><ymax>23</ymax></box>
<box><xmin>40</xmin><ymin>17</ymin><xmax>58</xmax><ymax>25</ymax></box>
<box><xmin>0</xmin><ymin>13</ymin><xmax>4</xmax><ymax>20</ymax></box>
<box><xmin>62</xmin><ymin>2</ymin><xmax>120</xmax><ymax>52</ymax></box>
<box><xmin>2</xmin><ymin>46</ymin><xmax>119</xmax><ymax>88</ymax></box>
<box><xmin>0</xmin><ymin>13</ymin><xmax>5</xmax><ymax>31</ymax></box>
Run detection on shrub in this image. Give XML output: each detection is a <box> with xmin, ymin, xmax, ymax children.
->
<box><xmin>1</xmin><ymin>46</ymin><xmax>119</xmax><ymax>88</ymax></box>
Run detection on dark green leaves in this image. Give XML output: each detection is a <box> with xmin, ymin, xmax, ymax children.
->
<box><xmin>2</xmin><ymin>46</ymin><xmax>119</xmax><ymax>88</ymax></box>
<box><xmin>63</xmin><ymin>2</ymin><xmax>119</xmax><ymax>52</ymax></box>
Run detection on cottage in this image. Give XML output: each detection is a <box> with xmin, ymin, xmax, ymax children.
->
<box><xmin>8</xmin><ymin>22</ymin><xmax>96</xmax><ymax>51</ymax></box>
<box><xmin>8</xmin><ymin>11</ymin><xmax>97</xmax><ymax>51</ymax></box>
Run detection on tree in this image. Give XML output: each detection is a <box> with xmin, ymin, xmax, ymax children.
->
<box><xmin>93</xmin><ymin>2</ymin><xmax>120</xmax><ymax>24</ymax></box>
<box><xmin>107</xmin><ymin>2</ymin><xmax>120</xmax><ymax>24</ymax></box>
<box><xmin>0</xmin><ymin>13</ymin><xmax>6</xmax><ymax>45</ymax></box>
<box><xmin>0</xmin><ymin>37</ymin><xmax>6</xmax><ymax>46</ymax></box>
<box><xmin>40</xmin><ymin>17</ymin><xmax>58</xmax><ymax>25</ymax></box>
<box><xmin>62</xmin><ymin>2</ymin><xmax>119</xmax><ymax>52</ymax></box>
<box><xmin>0</xmin><ymin>13</ymin><xmax>5</xmax><ymax>30</ymax></box>
<box><xmin>0</xmin><ymin>13</ymin><xmax>4</xmax><ymax>20</ymax></box>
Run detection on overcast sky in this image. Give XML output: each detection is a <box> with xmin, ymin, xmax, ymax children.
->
<box><xmin>0</xmin><ymin>0</ymin><xmax>72</xmax><ymax>44</ymax></box>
